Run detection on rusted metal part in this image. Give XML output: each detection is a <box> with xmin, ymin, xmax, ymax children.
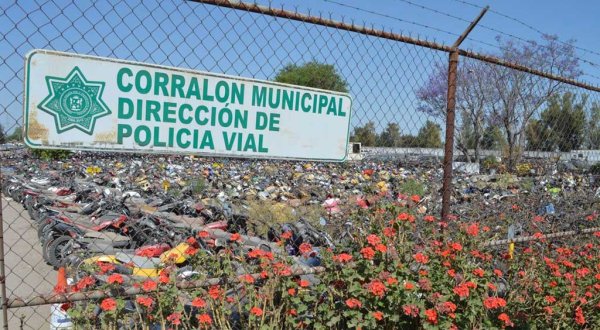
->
<box><xmin>7</xmin><ymin>266</ymin><xmax>325</xmax><ymax>308</ymax></box>
<box><xmin>190</xmin><ymin>0</ymin><xmax>453</xmax><ymax>53</ymax></box>
<box><xmin>452</xmin><ymin>6</ymin><xmax>489</xmax><ymax>48</ymax></box>
<box><xmin>441</xmin><ymin>50</ymin><xmax>459</xmax><ymax>221</ymax></box>
<box><xmin>0</xmin><ymin>167</ymin><xmax>8</xmax><ymax>330</ymax></box>
<box><xmin>193</xmin><ymin>0</ymin><xmax>600</xmax><ymax>92</ymax></box>
<box><xmin>481</xmin><ymin>226</ymin><xmax>600</xmax><ymax>247</ymax></box>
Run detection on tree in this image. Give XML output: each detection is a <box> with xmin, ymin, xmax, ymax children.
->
<box><xmin>350</xmin><ymin>122</ymin><xmax>377</xmax><ymax>146</ymax></box>
<box><xmin>273</xmin><ymin>61</ymin><xmax>348</xmax><ymax>93</ymax></box>
<box><xmin>416</xmin><ymin>59</ymin><xmax>495</xmax><ymax>162</ymax></box>
<box><xmin>525</xmin><ymin>92</ymin><xmax>586</xmax><ymax>152</ymax></box>
<box><xmin>377</xmin><ymin>122</ymin><xmax>402</xmax><ymax>147</ymax></box>
<box><xmin>416</xmin><ymin>120</ymin><xmax>443</xmax><ymax>148</ymax></box>
<box><xmin>586</xmin><ymin>102</ymin><xmax>600</xmax><ymax>149</ymax></box>
<box><xmin>480</xmin><ymin>125</ymin><xmax>506</xmax><ymax>150</ymax></box>
<box><xmin>7</xmin><ymin>126</ymin><xmax>22</xmax><ymax>142</ymax></box>
<box><xmin>488</xmin><ymin>35</ymin><xmax>581</xmax><ymax>168</ymax></box>
<box><xmin>0</xmin><ymin>124</ymin><xmax>5</xmax><ymax>144</ymax></box>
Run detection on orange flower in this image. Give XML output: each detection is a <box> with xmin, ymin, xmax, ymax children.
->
<box><xmin>411</xmin><ymin>195</ymin><xmax>421</xmax><ymax>203</ymax></box>
<box><xmin>198</xmin><ymin>230</ymin><xmax>210</xmax><ymax>238</ymax></box>
<box><xmin>483</xmin><ymin>297</ymin><xmax>506</xmax><ymax>309</ymax></box>
<box><xmin>383</xmin><ymin>227</ymin><xmax>396</xmax><ymax>237</ymax></box>
<box><xmin>413</xmin><ymin>253</ymin><xmax>429</xmax><ymax>264</ymax></box>
<box><xmin>136</xmin><ymin>296</ymin><xmax>154</xmax><ymax>308</ymax></box>
<box><xmin>280</xmin><ymin>231</ymin><xmax>292</xmax><ymax>240</ymax></box>
<box><xmin>107</xmin><ymin>273</ymin><xmax>124</xmax><ymax>285</ymax></box>
<box><xmin>473</xmin><ymin>268</ymin><xmax>484</xmax><ymax>277</ymax></box>
<box><xmin>229</xmin><ymin>233</ymin><xmax>241</xmax><ymax>242</ymax></box>
<box><xmin>345</xmin><ymin>298</ymin><xmax>362</xmax><ymax>309</ymax></box>
<box><xmin>423</xmin><ymin>215</ymin><xmax>435</xmax><ymax>222</ymax></box>
<box><xmin>100</xmin><ymin>298</ymin><xmax>117</xmax><ymax>311</ymax></box>
<box><xmin>75</xmin><ymin>276</ymin><xmax>95</xmax><ymax>290</ymax></box>
<box><xmin>367</xmin><ymin>280</ymin><xmax>386</xmax><ymax>298</ymax></box>
<box><xmin>159</xmin><ymin>270</ymin><xmax>170</xmax><ymax>284</ymax></box>
<box><xmin>240</xmin><ymin>274</ymin><xmax>255</xmax><ymax>284</ymax></box>
<box><xmin>453</xmin><ymin>284</ymin><xmax>469</xmax><ymax>298</ymax></box>
<box><xmin>191</xmin><ymin>297</ymin><xmax>206</xmax><ymax>308</ymax></box>
<box><xmin>466</xmin><ymin>223</ymin><xmax>479</xmax><ymax>236</ymax></box>
<box><xmin>424</xmin><ymin>308</ymin><xmax>437</xmax><ymax>324</ymax></box>
<box><xmin>575</xmin><ymin>307</ymin><xmax>586</xmax><ymax>325</ymax></box>
<box><xmin>209</xmin><ymin>285</ymin><xmax>221</xmax><ymax>299</ymax></box>
<box><xmin>366</xmin><ymin>234</ymin><xmax>381</xmax><ymax>246</ymax></box>
<box><xmin>404</xmin><ymin>282</ymin><xmax>415</xmax><ymax>290</ymax></box>
<box><xmin>97</xmin><ymin>261</ymin><xmax>116</xmax><ymax>274</ymax></box>
<box><xmin>287</xmin><ymin>309</ymin><xmax>297</xmax><ymax>316</ymax></box>
<box><xmin>447</xmin><ymin>269</ymin><xmax>456</xmax><ymax>277</ymax></box>
<box><xmin>273</xmin><ymin>262</ymin><xmax>292</xmax><ymax>276</ymax></box>
<box><xmin>402</xmin><ymin>304</ymin><xmax>419</xmax><ymax>317</ymax></box>
<box><xmin>360</xmin><ymin>247</ymin><xmax>375</xmax><ymax>260</ymax></box>
<box><xmin>375</xmin><ymin>244</ymin><xmax>387</xmax><ymax>253</ymax></box>
<box><xmin>299</xmin><ymin>280</ymin><xmax>310</xmax><ymax>288</ymax></box>
<box><xmin>494</xmin><ymin>269</ymin><xmax>503</xmax><ymax>277</ymax></box>
<box><xmin>386</xmin><ymin>277</ymin><xmax>398</xmax><ymax>285</ymax></box>
<box><xmin>142</xmin><ymin>280</ymin><xmax>157</xmax><ymax>291</ymax></box>
<box><xmin>197</xmin><ymin>313</ymin><xmax>212</xmax><ymax>325</ymax></box>
<box><xmin>167</xmin><ymin>312</ymin><xmax>181</xmax><ymax>325</ymax></box>
<box><xmin>450</xmin><ymin>242</ymin><xmax>462</xmax><ymax>251</ymax></box>
<box><xmin>299</xmin><ymin>242</ymin><xmax>312</xmax><ymax>255</ymax></box>
<box><xmin>372</xmin><ymin>311</ymin><xmax>384</xmax><ymax>321</ymax></box>
<box><xmin>545</xmin><ymin>295</ymin><xmax>556</xmax><ymax>304</ymax></box>
<box><xmin>498</xmin><ymin>313</ymin><xmax>514</xmax><ymax>327</ymax></box>
<box><xmin>250</xmin><ymin>306</ymin><xmax>263</xmax><ymax>316</ymax></box>
<box><xmin>288</xmin><ymin>288</ymin><xmax>296</xmax><ymax>296</ymax></box>
<box><xmin>184</xmin><ymin>246</ymin><xmax>198</xmax><ymax>256</ymax></box>
<box><xmin>332</xmin><ymin>253</ymin><xmax>353</xmax><ymax>263</ymax></box>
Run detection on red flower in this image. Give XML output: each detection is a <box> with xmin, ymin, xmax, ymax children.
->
<box><xmin>575</xmin><ymin>307</ymin><xmax>586</xmax><ymax>325</ymax></box>
<box><xmin>383</xmin><ymin>227</ymin><xmax>396</xmax><ymax>237</ymax></box>
<box><xmin>386</xmin><ymin>277</ymin><xmax>398</xmax><ymax>285</ymax></box>
<box><xmin>411</xmin><ymin>195</ymin><xmax>421</xmax><ymax>203</ymax></box>
<box><xmin>250</xmin><ymin>306</ymin><xmax>263</xmax><ymax>316</ymax></box>
<box><xmin>107</xmin><ymin>273</ymin><xmax>124</xmax><ymax>285</ymax></box>
<box><xmin>167</xmin><ymin>312</ymin><xmax>181</xmax><ymax>325</ymax></box>
<box><xmin>424</xmin><ymin>308</ymin><xmax>438</xmax><ymax>324</ymax></box>
<box><xmin>159</xmin><ymin>270</ymin><xmax>170</xmax><ymax>284</ymax></box>
<box><xmin>185</xmin><ymin>246</ymin><xmax>198</xmax><ymax>256</ymax></box>
<box><xmin>545</xmin><ymin>295</ymin><xmax>556</xmax><ymax>304</ymax></box>
<box><xmin>367</xmin><ymin>280</ymin><xmax>387</xmax><ymax>298</ymax></box>
<box><xmin>402</xmin><ymin>304</ymin><xmax>419</xmax><ymax>317</ymax></box>
<box><xmin>437</xmin><ymin>301</ymin><xmax>457</xmax><ymax>314</ymax></box>
<box><xmin>332</xmin><ymin>253</ymin><xmax>353</xmax><ymax>263</ymax></box>
<box><xmin>75</xmin><ymin>276</ymin><xmax>95</xmax><ymax>290</ymax></box>
<box><xmin>466</xmin><ymin>223</ymin><xmax>479</xmax><ymax>236</ymax></box>
<box><xmin>287</xmin><ymin>309</ymin><xmax>297</xmax><ymax>316</ymax></box>
<box><xmin>360</xmin><ymin>247</ymin><xmax>375</xmax><ymax>260</ymax></box>
<box><xmin>345</xmin><ymin>298</ymin><xmax>362</xmax><ymax>309</ymax></box>
<box><xmin>494</xmin><ymin>269</ymin><xmax>503</xmax><ymax>277</ymax></box>
<box><xmin>280</xmin><ymin>231</ymin><xmax>292</xmax><ymax>240</ymax></box>
<box><xmin>229</xmin><ymin>233</ymin><xmax>241</xmax><ymax>242</ymax></box>
<box><xmin>198</xmin><ymin>230</ymin><xmax>210</xmax><ymax>238</ymax></box>
<box><xmin>192</xmin><ymin>297</ymin><xmax>206</xmax><ymax>308</ymax></box>
<box><xmin>413</xmin><ymin>253</ymin><xmax>429</xmax><ymax>264</ymax></box>
<box><xmin>197</xmin><ymin>313</ymin><xmax>212</xmax><ymax>325</ymax></box>
<box><xmin>136</xmin><ymin>296</ymin><xmax>154</xmax><ymax>308</ymax></box>
<box><xmin>404</xmin><ymin>282</ymin><xmax>415</xmax><ymax>290</ymax></box>
<box><xmin>209</xmin><ymin>285</ymin><xmax>221</xmax><ymax>299</ymax></box>
<box><xmin>288</xmin><ymin>288</ymin><xmax>296</xmax><ymax>296</ymax></box>
<box><xmin>450</xmin><ymin>242</ymin><xmax>462</xmax><ymax>251</ymax></box>
<box><xmin>240</xmin><ymin>274</ymin><xmax>255</xmax><ymax>284</ymax></box>
<box><xmin>100</xmin><ymin>298</ymin><xmax>117</xmax><ymax>311</ymax></box>
<box><xmin>372</xmin><ymin>311</ymin><xmax>384</xmax><ymax>321</ymax></box>
<box><xmin>273</xmin><ymin>262</ymin><xmax>292</xmax><ymax>276</ymax></box>
<box><xmin>366</xmin><ymin>234</ymin><xmax>381</xmax><ymax>246</ymax></box>
<box><xmin>473</xmin><ymin>268</ymin><xmax>484</xmax><ymax>278</ymax></box>
<box><xmin>453</xmin><ymin>284</ymin><xmax>469</xmax><ymax>298</ymax></box>
<box><xmin>397</xmin><ymin>213</ymin><xmax>414</xmax><ymax>222</ymax></box>
<box><xmin>375</xmin><ymin>244</ymin><xmax>387</xmax><ymax>253</ymax></box>
<box><xmin>498</xmin><ymin>313</ymin><xmax>514</xmax><ymax>327</ymax></box>
<box><xmin>483</xmin><ymin>297</ymin><xmax>506</xmax><ymax>309</ymax></box>
<box><xmin>299</xmin><ymin>280</ymin><xmax>310</xmax><ymax>288</ymax></box>
<box><xmin>488</xmin><ymin>283</ymin><xmax>497</xmax><ymax>291</ymax></box>
<box><xmin>447</xmin><ymin>269</ymin><xmax>456</xmax><ymax>277</ymax></box>
<box><xmin>97</xmin><ymin>261</ymin><xmax>116</xmax><ymax>274</ymax></box>
<box><xmin>187</xmin><ymin>237</ymin><xmax>197</xmax><ymax>245</ymax></box>
<box><xmin>142</xmin><ymin>280</ymin><xmax>157</xmax><ymax>291</ymax></box>
<box><xmin>423</xmin><ymin>215</ymin><xmax>435</xmax><ymax>222</ymax></box>
<box><xmin>299</xmin><ymin>242</ymin><xmax>312</xmax><ymax>255</ymax></box>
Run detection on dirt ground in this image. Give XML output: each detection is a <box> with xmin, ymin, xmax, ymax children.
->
<box><xmin>1</xmin><ymin>197</ymin><xmax>54</xmax><ymax>330</ymax></box>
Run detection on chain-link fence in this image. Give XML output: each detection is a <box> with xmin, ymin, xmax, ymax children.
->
<box><xmin>1</xmin><ymin>0</ymin><xmax>600</xmax><ymax>329</ymax></box>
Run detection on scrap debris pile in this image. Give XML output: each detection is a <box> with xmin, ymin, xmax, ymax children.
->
<box><xmin>1</xmin><ymin>150</ymin><xmax>599</xmax><ymax>327</ymax></box>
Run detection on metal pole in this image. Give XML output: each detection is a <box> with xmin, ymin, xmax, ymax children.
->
<box><xmin>440</xmin><ymin>6</ymin><xmax>488</xmax><ymax>221</ymax></box>
<box><xmin>441</xmin><ymin>50</ymin><xmax>459</xmax><ymax>221</ymax></box>
<box><xmin>0</xmin><ymin>165</ymin><xmax>8</xmax><ymax>330</ymax></box>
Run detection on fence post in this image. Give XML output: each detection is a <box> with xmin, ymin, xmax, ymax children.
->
<box><xmin>0</xmin><ymin>166</ymin><xmax>8</xmax><ymax>330</ymax></box>
<box><xmin>440</xmin><ymin>6</ymin><xmax>488</xmax><ymax>221</ymax></box>
<box><xmin>441</xmin><ymin>49</ymin><xmax>459</xmax><ymax>221</ymax></box>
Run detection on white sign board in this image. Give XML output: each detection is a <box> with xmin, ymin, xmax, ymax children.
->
<box><xmin>24</xmin><ymin>50</ymin><xmax>352</xmax><ymax>161</ymax></box>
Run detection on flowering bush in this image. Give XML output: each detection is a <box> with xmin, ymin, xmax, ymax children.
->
<box><xmin>66</xmin><ymin>198</ymin><xmax>600</xmax><ymax>329</ymax></box>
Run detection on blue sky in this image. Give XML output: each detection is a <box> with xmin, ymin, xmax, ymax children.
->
<box><xmin>1</xmin><ymin>0</ymin><xmax>599</xmax><ymax>136</ymax></box>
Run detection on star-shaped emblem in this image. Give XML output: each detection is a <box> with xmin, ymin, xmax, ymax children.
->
<box><xmin>38</xmin><ymin>66</ymin><xmax>111</xmax><ymax>135</ymax></box>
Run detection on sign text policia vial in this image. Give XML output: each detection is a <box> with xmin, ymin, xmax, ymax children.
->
<box><xmin>24</xmin><ymin>50</ymin><xmax>352</xmax><ymax>161</ymax></box>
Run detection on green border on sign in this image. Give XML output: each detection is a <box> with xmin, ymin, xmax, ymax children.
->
<box><xmin>23</xmin><ymin>49</ymin><xmax>353</xmax><ymax>162</ymax></box>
